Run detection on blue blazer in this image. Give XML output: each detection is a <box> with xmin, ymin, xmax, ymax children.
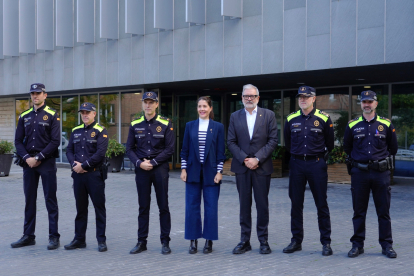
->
<box><xmin>180</xmin><ymin>119</ymin><xmax>226</xmax><ymax>185</ymax></box>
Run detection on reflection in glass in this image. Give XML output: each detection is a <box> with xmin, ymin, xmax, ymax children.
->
<box><xmin>80</xmin><ymin>95</ymin><xmax>98</xmax><ymax>107</ymax></box>
<box><xmin>100</xmin><ymin>93</ymin><xmax>119</xmax><ymax>141</ymax></box>
<box><xmin>392</xmin><ymin>84</ymin><xmax>414</xmax><ymax>177</ymax></box>
<box><xmin>15</xmin><ymin>99</ymin><xmax>30</xmax><ymax>126</ymax></box>
<box><xmin>121</xmin><ymin>92</ymin><xmax>143</xmax><ymax>144</ymax></box>
<box><xmin>62</xmin><ymin>96</ymin><xmax>79</xmax><ymax>163</ymax></box>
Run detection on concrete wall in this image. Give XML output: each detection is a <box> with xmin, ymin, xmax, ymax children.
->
<box><xmin>0</xmin><ymin>98</ymin><xmax>15</xmax><ymax>142</ymax></box>
<box><xmin>0</xmin><ymin>0</ymin><xmax>413</xmax><ymax>96</ymax></box>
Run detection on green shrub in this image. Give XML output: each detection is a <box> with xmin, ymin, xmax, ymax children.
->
<box><xmin>0</xmin><ymin>140</ymin><xmax>14</xmax><ymax>154</ymax></box>
<box><xmin>105</xmin><ymin>138</ymin><xmax>126</xmax><ymax>158</ymax></box>
<box><xmin>271</xmin><ymin>146</ymin><xmax>286</xmax><ymax>160</ymax></box>
<box><xmin>327</xmin><ymin>147</ymin><xmax>347</xmax><ymax>165</ymax></box>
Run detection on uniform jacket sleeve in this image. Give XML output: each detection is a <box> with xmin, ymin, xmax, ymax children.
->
<box><xmin>343</xmin><ymin>125</ymin><xmax>353</xmax><ymax>156</ymax></box>
<box><xmin>15</xmin><ymin>116</ymin><xmax>30</xmax><ymax>160</ymax></box>
<box><xmin>38</xmin><ymin>113</ymin><xmax>60</xmax><ymax>160</ymax></box>
<box><xmin>254</xmin><ymin>110</ymin><xmax>278</xmax><ymax>162</ymax></box>
<box><xmin>66</xmin><ymin>131</ymin><xmax>76</xmax><ymax>166</ymax></box>
<box><xmin>227</xmin><ymin>112</ymin><xmax>248</xmax><ymax>164</ymax></box>
<box><xmin>388</xmin><ymin>123</ymin><xmax>398</xmax><ymax>156</ymax></box>
<box><xmin>151</xmin><ymin>122</ymin><xmax>175</xmax><ymax>167</ymax></box>
<box><xmin>126</xmin><ymin>125</ymin><xmax>141</xmax><ymax>168</ymax></box>
<box><xmin>81</xmin><ymin>128</ymin><xmax>109</xmax><ymax>169</ymax></box>
<box><xmin>325</xmin><ymin>117</ymin><xmax>335</xmax><ymax>152</ymax></box>
<box><xmin>284</xmin><ymin>119</ymin><xmax>291</xmax><ymax>153</ymax></box>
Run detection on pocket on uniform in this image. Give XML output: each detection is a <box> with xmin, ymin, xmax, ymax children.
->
<box><xmin>291</xmin><ymin>128</ymin><xmax>301</xmax><ymax>143</ymax></box>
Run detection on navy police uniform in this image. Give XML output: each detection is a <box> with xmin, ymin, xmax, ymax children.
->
<box><xmin>126</xmin><ymin>92</ymin><xmax>175</xmax><ymax>245</ymax></box>
<box><xmin>343</xmin><ymin>91</ymin><xmax>398</xmax><ymax>252</ymax></box>
<box><xmin>14</xmin><ymin>83</ymin><xmax>60</xmax><ymax>240</ymax></box>
<box><xmin>66</xmin><ymin>103</ymin><xmax>109</xmax><ymax>244</ymax></box>
<box><xmin>284</xmin><ymin>86</ymin><xmax>334</xmax><ymax>246</ymax></box>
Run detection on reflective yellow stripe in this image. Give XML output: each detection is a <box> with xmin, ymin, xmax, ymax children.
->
<box><xmin>349</xmin><ymin>117</ymin><xmax>363</xmax><ymax>129</ymax></box>
<box><xmin>21</xmin><ymin>108</ymin><xmax>33</xmax><ymax>117</ymax></box>
<box><xmin>314</xmin><ymin>109</ymin><xmax>329</xmax><ymax>122</ymax></box>
<box><xmin>287</xmin><ymin>110</ymin><xmax>301</xmax><ymax>122</ymax></box>
<box><xmin>72</xmin><ymin>124</ymin><xmax>84</xmax><ymax>131</ymax></box>
<box><xmin>156</xmin><ymin>115</ymin><xmax>169</xmax><ymax>126</ymax></box>
<box><xmin>131</xmin><ymin>117</ymin><xmax>144</xmax><ymax>126</ymax></box>
<box><xmin>377</xmin><ymin>116</ymin><xmax>391</xmax><ymax>127</ymax></box>
<box><xmin>93</xmin><ymin>124</ymin><xmax>104</xmax><ymax>132</ymax></box>
<box><xmin>44</xmin><ymin>106</ymin><xmax>56</xmax><ymax>116</ymax></box>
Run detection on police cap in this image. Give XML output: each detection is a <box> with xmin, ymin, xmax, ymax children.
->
<box><xmin>30</xmin><ymin>83</ymin><xmax>46</xmax><ymax>93</ymax></box>
<box><xmin>142</xmin><ymin>91</ymin><xmax>159</xmax><ymax>102</ymax></box>
<box><xmin>296</xmin><ymin>86</ymin><xmax>316</xmax><ymax>97</ymax></box>
<box><xmin>78</xmin><ymin>102</ymin><xmax>97</xmax><ymax>112</ymax></box>
<box><xmin>360</xmin><ymin>90</ymin><xmax>377</xmax><ymax>101</ymax></box>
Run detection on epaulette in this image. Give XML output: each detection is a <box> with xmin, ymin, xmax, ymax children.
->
<box><xmin>131</xmin><ymin>116</ymin><xmax>144</xmax><ymax>126</ymax></box>
<box><xmin>287</xmin><ymin>110</ymin><xmax>301</xmax><ymax>122</ymax></box>
<box><xmin>44</xmin><ymin>106</ymin><xmax>56</xmax><ymax>116</ymax></box>
<box><xmin>348</xmin><ymin>117</ymin><xmax>360</xmax><ymax>124</ymax></box>
<box><xmin>93</xmin><ymin>123</ymin><xmax>104</xmax><ymax>132</ymax></box>
<box><xmin>319</xmin><ymin>110</ymin><xmax>330</xmax><ymax>117</ymax></box>
<box><xmin>159</xmin><ymin>116</ymin><xmax>170</xmax><ymax>121</ymax></box>
<box><xmin>380</xmin><ymin>116</ymin><xmax>391</xmax><ymax>123</ymax></box>
<box><xmin>156</xmin><ymin>115</ymin><xmax>169</xmax><ymax>126</ymax></box>
<box><xmin>20</xmin><ymin>107</ymin><xmax>34</xmax><ymax>118</ymax></box>
<box><xmin>72</xmin><ymin>124</ymin><xmax>84</xmax><ymax>132</ymax></box>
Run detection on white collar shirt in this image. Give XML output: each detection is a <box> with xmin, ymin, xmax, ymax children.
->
<box><xmin>245</xmin><ymin>106</ymin><xmax>258</xmax><ymax>140</ymax></box>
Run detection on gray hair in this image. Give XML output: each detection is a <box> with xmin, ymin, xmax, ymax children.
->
<box><xmin>242</xmin><ymin>84</ymin><xmax>259</xmax><ymax>96</ymax></box>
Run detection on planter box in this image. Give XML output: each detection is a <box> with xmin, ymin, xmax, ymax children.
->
<box><xmin>271</xmin><ymin>159</ymin><xmax>283</xmax><ymax>178</ymax></box>
<box><xmin>107</xmin><ymin>154</ymin><xmax>124</xmax><ymax>173</ymax></box>
<box><xmin>327</xmin><ymin>163</ymin><xmax>351</xmax><ymax>184</ymax></box>
<box><xmin>222</xmin><ymin>158</ymin><xmax>235</xmax><ymax>176</ymax></box>
<box><xmin>0</xmin><ymin>154</ymin><xmax>14</xmax><ymax>177</ymax></box>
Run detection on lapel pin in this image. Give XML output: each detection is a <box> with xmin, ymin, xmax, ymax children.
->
<box><xmin>260</xmin><ymin>114</ymin><xmax>262</xmax><ymax>116</ymax></box>
<box><xmin>210</xmin><ymin>129</ymin><xmax>212</xmax><ymax>133</ymax></box>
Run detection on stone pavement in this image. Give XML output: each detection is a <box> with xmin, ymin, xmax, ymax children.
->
<box><xmin>1</xmin><ymin>164</ymin><xmax>413</xmax><ymax>276</ymax></box>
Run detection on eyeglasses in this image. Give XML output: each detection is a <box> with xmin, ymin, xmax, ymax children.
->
<box><xmin>242</xmin><ymin>95</ymin><xmax>258</xmax><ymax>99</ymax></box>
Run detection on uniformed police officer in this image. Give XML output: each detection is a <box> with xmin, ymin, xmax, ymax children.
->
<box><xmin>344</xmin><ymin>91</ymin><xmax>398</xmax><ymax>258</ymax></box>
<box><xmin>12</xmin><ymin>83</ymin><xmax>61</xmax><ymax>250</ymax></box>
<box><xmin>283</xmin><ymin>86</ymin><xmax>334</xmax><ymax>256</ymax></box>
<box><xmin>64</xmin><ymin>102</ymin><xmax>109</xmax><ymax>252</ymax></box>
<box><xmin>126</xmin><ymin>91</ymin><xmax>175</xmax><ymax>255</ymax></box>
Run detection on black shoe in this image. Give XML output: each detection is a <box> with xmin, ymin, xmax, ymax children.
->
<box><xmin>162</xmin><ymin>242</ymin><xmax>171</xmax><ymax>255</ymax></box>
<box><xmin>130</xmin><ymin>242</ymin><xmax>147</xmax><ymax>254</ymax></box>
<box><xmin>382</xmin><ymin>247</ymin><xmax>397</xmax><ymax>258</ymax></box>
<box><xmin>232</xmin><ymin>241</ymin><xmax>252</xmax><ymax>254</ymax></box>
<box><xmin>64</xmin><ymin>240</ymin><xmax>87</xmax><ymax>250</ymax></box>
<box><xmin>259</xmin><ymin>241</ymin><xmax>272</xmax><ymax>254</ymax></box>
<box><xmin>348</xmin><ymin>246</ymin><xmax>364</xmax><ymax>258</ymax></box>
<box><xmin>47</xmin><ymin>237</ymin><xmax>60</xmax><ymax>250</ymax></box>
<box><xmin>283</xmin><ymin>241</ymin><xmax>302</xmax><ymax>253</ymax></box>
<box><xmin>11</xmin><ymin>235</ymin><xmax>36</xmax><ymax>248</ymax></box>
<box><xmin>189</xmin><ymin>240</ymin><xmax>198</xmax><ymax>254</ymax></box>
<box><xmin>98</xmin><ymin>242</ymin><xmax>108</xmax><ymax>252</ymax></box>
<box><xmin>203</xmin><ymin>240</ymin><xmax>213</xmax><ymax>254</ymax></box>
<box><xmin>322</xmin><ymin>244</ymin><xmax>333</xmax><ymax>256</ymax></box>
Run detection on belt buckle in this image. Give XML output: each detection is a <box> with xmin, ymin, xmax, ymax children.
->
<box><xmin>303</xmin><ymin>155</ymin><xmax>307</xmax><ymax>161</ymax></box>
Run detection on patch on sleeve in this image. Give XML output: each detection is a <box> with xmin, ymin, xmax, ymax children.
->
<box><xmin>103</xmin><ymin>134</ymin><xmax>108</xmax><ymax>138</ymax></box>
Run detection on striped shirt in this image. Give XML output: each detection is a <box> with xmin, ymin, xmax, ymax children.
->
<box><xmin>181</xmin><ymin>118</ymin><xmax>223</xmax><ymax>173</ymax></box>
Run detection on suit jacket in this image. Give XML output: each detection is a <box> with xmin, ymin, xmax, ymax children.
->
<box><xmin>227</xmin><ymin>107</ymin><xmax>278</xmax><ymax>175</ymax></box>
<box><xmin>180</xmin><ymin>119</ymin><xmax>226</xmax><ymax>185</ymax></box>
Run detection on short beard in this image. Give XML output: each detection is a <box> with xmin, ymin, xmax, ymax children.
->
<box><xmin>243</xmin><ymin>102</ymin><xmax>257</xmax><ymax>109</ymax></box>
<box><xmin>362</xmin><ymin>107</ymin><xmax>374</xmax><ymax>114</ymax></box>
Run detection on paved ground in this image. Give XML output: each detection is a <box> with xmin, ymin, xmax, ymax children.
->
<box><xmin>1</xmin><ymin>164</ymin><xmax>413</xmax><ymax>276</ymax></box>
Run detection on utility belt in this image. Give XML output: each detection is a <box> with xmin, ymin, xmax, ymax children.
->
<box><xmin>292</xmin><ymin>154</ymin><xmax>323</xmax><ymax>161</ymax></box>
<box><xmin>78</xmin><ymin>161</ymin><xmax>109</xmax><ymax>180</ymax></box>
<box><xmin>348</xmin><ymin>156</ymin><xmax>394</xmax><ymax>173</ymax></box>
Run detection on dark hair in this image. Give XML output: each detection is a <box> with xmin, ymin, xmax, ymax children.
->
<box><xmin>197</xmin><ymin>96</ymin><xmax>214</xmax><ymax>120</ymax></box>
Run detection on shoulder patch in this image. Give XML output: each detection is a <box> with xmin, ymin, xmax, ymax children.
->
<box><xmin>93</xmin><ymin>123</ymin><xmax>104</xmax><ymax>132</ymax></box>
<box><xmin>131</xmin><ymin>116</ymin><xmax>144</xmax><ymax>126</ymax></box>
<box><xmin>44</xmin><ymin>106</ymin><xmax>56</xmax><ymax>116</ymax></box>
<box><xmin>20</xmin><ymin>107</ymin><xmax>34</xmax><ymax>117</ymax></box>
<box><xmin>72</xmin><ymin>124</ymin><xmax>84</xmax><ymax>132</ymax></box>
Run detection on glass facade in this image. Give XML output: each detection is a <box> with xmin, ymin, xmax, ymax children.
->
<box><xmin>62</xmin><ymin>96</ymin><xmax>79</xmax><ymax>163</ymax></box>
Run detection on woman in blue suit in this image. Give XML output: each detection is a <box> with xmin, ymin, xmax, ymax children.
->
<box><xmin>180</xmin><ymin>96</ymin><xmax>226</xmax><ymax>254</ymax></box>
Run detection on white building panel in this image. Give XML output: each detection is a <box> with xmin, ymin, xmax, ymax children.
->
<box><xmin>19</xmin><ymin>0</ymin><xmax>36</xmax><ymax>54</ymax></box>
<box><xmin>125</xmin><ymin>0</ymin><xmax>144</xmax><ymax>35</ymax></box>
<box><xmin>37</xmin><ymin>0</ymin><xmax>54</xmax><ymax>51</ymax></box>
<box><xmin>186</xmin><ymin>0</ymin><xmax>205</xmax><ymax>24</ymax></box>
<box><xmin>100</xmin><ymin>0</ymin><xmax>119</xmax><ymax>39</ymax></box>
<box><xmin>3</xmin><ymin>0</ymin><xmax>19</xmax><ymax>56</ymax></box>
<box><xmin>77</xmin><ymin>0</ymin><xmax>95</xmax><ymax>43</ymax></box>
<box><xmin>221</xmin><ymin>0</ymin><xmax>241</xmax><ymax>18</ymax></box>
<box><xmin>154</xmin><ymin>0</ymin><xmax>173</xmax><ymax>30</ymax></box>
<box><xmin>0</xmin><ymin>0</ymin><xmax>4</xmax><ymax>59</ymax></box>
<box><xmin>56</xmin><ymin>0</ymin><xmax>74</xmax><ymax>47</ymax></box>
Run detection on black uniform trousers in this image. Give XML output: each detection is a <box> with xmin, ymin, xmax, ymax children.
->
<box><xmin>289</xmin><ymin>157</ymin><xmax>331</xmax><ymax>245</ymax></box>
<box><xmin>350</xmin><ymin>167</ymin><xmax>392</xmax><ymax>249</ymax></box>
<box><xmin>135</xmin><ymin>162</ymin><xmax>171</xmax><ymax>244</ymax></box>
<box><xmin>72</xmin><ymin>170</ymin><xmax>106</xmax><ymax>243</ymax></box>
<box><xmin>23</xmin><ymin>157</ymin><xmax>59</xmax><ymax>239</ymax></box>
<box><xmin>235</xmin><ymin>169</ymin><xmax>271</xmax><ymax>243</ymax></box>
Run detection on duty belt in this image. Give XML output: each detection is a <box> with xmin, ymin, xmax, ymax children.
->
<box><xmin>292</xmin><ymin>154</ymin><xmax>322</xmax><ymax>161</ymax></box>
<box><xmin>352</xmin><ymin>157</ymin><xmax>393</xmax><ymax>172</ymax></box>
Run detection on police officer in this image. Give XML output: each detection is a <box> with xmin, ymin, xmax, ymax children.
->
<box><xmin>344</xmin><ymin>91</ymin><xmax>398</xmax><ymax>258</ymax></box>
<box><xmin>283</xmin><ymin>86</ymin><xmax>334</xmax><ymax>256</ymax></box>
<box><xmin>126</xmin><ymin>91</ymin><xmax>175</xmax><ymax>255</ymax></box>
<box><xmin>64</xmin><ymin>102</ymin><xmax>109</xmax><ymax>252</ymax></box>
<box><xmin>12</xmin><ymin>83</ymin><xmax>61</xmax><ymax>250</ymax></box>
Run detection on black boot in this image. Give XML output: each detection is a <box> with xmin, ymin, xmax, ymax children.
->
<box><xmin>11</xmin><ymin>235</ymin><xmax>36</xmax><ymax>248</ymax></box>
<box><xmin>203</xmin><ymin>240</ymin><xmax>213</xmax><ymax>254</ymax></box>
<box><xmin>47</xmin><ymin>237</ymin><xmax>60</xmax><ymax>250</ymax></box>
<box><xmin>189</xmin><ymin>240</ymin><xmax>198</xmax><ymax>254</ymax></box>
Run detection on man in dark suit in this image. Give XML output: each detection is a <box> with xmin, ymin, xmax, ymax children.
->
<box><xmin>227</xmin><ymin>84</ymin><xmax>278</xmax><ymax>254</ymax></box>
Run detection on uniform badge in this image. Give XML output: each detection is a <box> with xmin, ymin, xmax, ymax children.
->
<box><xmin>365</xmin><ymin>91</ymin><xmax>369</xmax><ymax>95</ymax></box>
<box><xmin>314</xmin><ymin>120</ymin><xmax>320</xmax><ymax>127</ymax></box>
<box><xmin>91</xmin><ymin>132</ymin><xmax>96</xmax><ymax>138</ymax></box>
<box><xmin>83</xmin><ymin>103</ymin><xmax>88</xmax><ymax>107</ymax></box>
<box><xmin>156</xmin><ymin>126</ymin><xmax>162</xmax><ymax>132</ymax></box>
<box><xmin>378</xmin><ymin>125</ymin><xmax>384</xmax><ymax>131</ymax></box>
<box><xmin>146</xmin><ymin>92</ymin><xmax>153</xmax><ymax>97</ymax></box>
<box><xmin>32</xmin><ymin>84</ymin><xmax>37</xmax><ymax>89</ymax></box>
<box><xmin>300</xmin><ymin>87</ymin><xmax>306</xmax><ymax>91</ymax></box>
<box><xmin>43</xmin><ymin>115</ymin><xmax>48</xmax><ymax>120</ymax></box>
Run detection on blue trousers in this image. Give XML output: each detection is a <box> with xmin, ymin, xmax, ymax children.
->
<box><xmin>289</xmin><ymin>157</ymin><xmax>331</xmax><ymax>245</ymax></box>
<box><xmin>185</xmin><ymin>179</ymin><xmax>220</xmax><ymax>240</ymax></box>
<box><xmin>23</xmin><ymin>157</ymin><xmax>59</xmax><ymax>239</ymax></box>
<box><xmin>72</xmin><ymin>170</ymin><xmax>106</xmax><ymax>243</ymax></box>
<box><xmin>350</xmin><ymin>167</ymin><xmax>392</xmax><ymax>249</ymax></box>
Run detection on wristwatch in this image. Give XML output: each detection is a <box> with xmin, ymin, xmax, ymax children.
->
<box><xmin>255</xmin><ymin>157</ymin><xmax>260</xmax><ymax>162</ymax></box>
<box><xmin>35</xmin><ymin>155</ymin><xmax>39</xmax><ymax>161</ymax></box>
<box><xmin>218</xmin><ymin>170</ymin><xmax>223</xmax><ymax>174</ymax></box>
